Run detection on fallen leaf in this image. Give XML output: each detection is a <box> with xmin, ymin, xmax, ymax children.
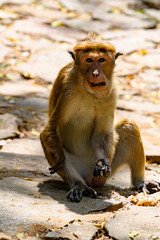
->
<box><xmin>31</xmin><ymin>129</ymin><xmax>40</xmax><ymax>136</ymax></box>
<box><xmin>129</xmin><ymin>230</ymin><xmax>139</xmax><ymax>239</ymax></box>
<box><xmin>0</xmin><ymin>64</ymin><xmax>8</xmax><ymax>68</ymax></box>
<box><xmin>22</xmin><ymin>178</ymin><xmax>35</xmax><ymax>181</ymax></box>
<box><xmin>51</xmin><ymin>20</ymin><xmax>64</xmax><ymax>27</ymax></box>
<box><xmin>50</xmin><ymin>227</ymin><xmax>59</xmax><ymax>231</ymax></box>
<box><xmin>8</xmin><ymin>37</ymin><xmax>18</xmax><ymax>42</ymax></box>
<box><xmin>17</xmin><ymin>233</ymin><xmax>24</xmax><ymax>240</ymax></box>
<box><xmin>129</xmin><ymin>192</ymin><xmax>158</xmax><ymax>206</ymax></box>
<box><xmin>6</xmin><ymin>73</ymin><xmax>16</xmax><ymax>80</ymax></box>
<box><xmin>21</xmin><ymin>72</ymin><xmax>34</xmax><ymax>79</ymax></box>
<box><xmin>94</xmin><ymin>218</ymin><xmax>106</xmax><ymax>230</ymax></box>
<box><xmin>137</xmin><ymin>49</ymin><xmax>147</xmax><ymax>55</ymax></box>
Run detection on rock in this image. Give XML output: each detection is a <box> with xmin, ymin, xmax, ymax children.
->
<box><xmin>116</xmin><ymin>110</ymin><xmax>155</xmax><ymax>129</ymax></box>
<box><xmin>15</xmin><ymin>97</ymin><xmax>48</xmax><ymax>110</ymax></box>
<box><xmin>138</xmin><ymin>69</ymin><xmax>160</xmax><ymax>90</ymax></box>
<box><xmin>110</xmin><ymin>36</ymin><xmax>154</xmax><ymax>54</ymax></box>
<box><xmin>1</xmin><ymin>138</ymin><xmax>44</xmax><ymax>155</ymax></box>
<box><xmin>105</xmin><ymin>206</ymin><xmax>160</xmax><ymax>240</ymax></box>
<box><xmin>125</xmin><ymin>50</ymin><xmax>160</xmax><ymax>69</ymax></box>
<box><xmin>114</xmin><ymin>60</ymin><xmax>141</xmax><ymax>76</ymax></box>
<box><xmin>15</xmin><ymin>50</ymin><xmax>72</xmax><ymax>83</ymax></box>
<box><xmin>88</xmin><ymin>200</ymin><xmax>123</xmax><ymax>213</ymax></box>
<box><xmin>98</xmin><ymin>13</ymin><xmax>156</xmax><ymax>29</ymax></box>
<box><xmin>0</xmin><ymin>80</ymin><xmax>49</xmax><ymax>97</ymax></box>
<box><xmin>117</xmin><ymin>99</ymin><xmax>160</xmax><ymax>114</ymax></box>
<box><xmin>107</xmin><ymin>164</ymin><xmax>160</xmax><ymax>189</ymax></box>
<box><xmin>0</xmin><ymin>152</ymin><xmax>47</xmax><ymax>172</ymax></box>
<box><xmin>0</xmin><ymin>153</ymin><xmax>159</xmax><ymax>238</ymax></box>
<box><xmin>11</xmin><ymin>4</ymin><xmax>68</xmax><ymax>21</ymax></box>
<box><xmin>62</xmin><ymin>19</ymin><xmax>111</xmax><ymax>33</ymax></box>
<box><xmin>0</xmin><ymin>46</ymin><xmax>12</xmax><ymax>62</ymax></box>
<box><xmin>141</xmin><ymin>128</ymin><xmax>160</xmax><ymax>155</ymax></box>
<box><xmin>17</xmin><ymin>37</ymin><xmax>57</xmax><ymax>53</ymax></box>
<box><xmin>0</xmin><ymin>232</ymin><xmax>12</xmax><ymax>240</ymax></box>
<box><xmin>0</xmin><ymin>113</ymin><xmax>20</xmax><ymax>140</ymax></box>
<box><xmin>58</xmin><ymin>0</ymin><xmax>111</xmax><ymax>13</ymax></box>
<box><xmin>145</xmin><ymin>9</ymin><xmax>160</xmax><ymax>21</ymax></box>
<box><xmin>102</xmin><ymin>29</ymin><xmax>160</xmax><ymax>44</ymax></box>
<box><xmin>12</xmin><ymin>18</ymin><xmax>86</xmax><ymax>43</ymax></box>
<box><xmin>0</xmin><ymin>0</ymin><xmax>30</xmax><ymax>5</ymax></box>
<box><xmin>43</xmin><ymin>224</ymin><xmax>97</xmax><ymax>240</ymax></box>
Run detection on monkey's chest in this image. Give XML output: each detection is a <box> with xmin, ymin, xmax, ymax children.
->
<box><xmin>59</xmin><ymin>105</ymin><xmax>95</xmax><ymax>155</ymax></box>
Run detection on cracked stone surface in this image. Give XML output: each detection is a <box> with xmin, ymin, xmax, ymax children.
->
<box><xmin>105</xmin><ymin>206</ymin><xmax>160</xmax><ymax>240</ymax></box>
<box><xmin>0</xmin><ymin>113</ymin><xmax>20</xmax><ymax>140</ymax></box>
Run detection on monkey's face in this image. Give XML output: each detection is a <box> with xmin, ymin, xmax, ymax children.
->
<box><xmin>76</xmin><ymin>50</ymin><xmax>115</xmax><ymax>98</ymax></box>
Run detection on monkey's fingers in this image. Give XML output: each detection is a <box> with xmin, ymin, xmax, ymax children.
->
<box><xmin>83</xmin><ymin>186</ymin><xmax>98</xmax><ymax>199</ymax></box>
<box><xmin>49</xmin><ymin>162</ymin><xmax>63</xmax><ymax>174</ymax></box>
<box><xmin>138</xmin><ymin>181</ymin><xmax>160</xmax><ymax>194</ymax></box>
<box><xmin>49</xmin><ymin>167</ymin><xmax>56</xmax><ymax>174</ymax></box>
<box><xmin>67</xmin><ymin>185</ymin><xmax>84</xmax><ymax>202</ymax></box>
<box><xmin>93</xmin><ymin>159</ymin><xmax>111</xmax><ymax>177</ymax></box>
<box><xmin>67</xmin><ymin>184</ymin><xmax>98</xmax><ymax>202</ymax></box>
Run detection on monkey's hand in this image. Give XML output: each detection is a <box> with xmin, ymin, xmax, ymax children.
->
<box><xmin>67</xmin><ymin>183</ymin><xmax>98</xmax><ymax>202</ymax></box>
<box><xmin>48</xmin><ymin>154</ymin><xmax>65</xmax><ymax>174</ymax></box>
<box><xmin>49</xmin><ymin>161</ymin><xmax>64</xmax><ymax>174</ymax></box>
<box><xmin>93</xmin><ymin>159</ymin><xmax>111</xmax><ymax>177</ymax></box>
<box><xmin>137</xmin><ymin>181</ymin><xmax>160</xmax><ymax>194</ymax></box>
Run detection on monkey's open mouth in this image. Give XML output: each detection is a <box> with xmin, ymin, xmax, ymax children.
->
<box><xmin>89</xmin><ymin>81</ymin><xmax>106</xmax><ymax>87</ymax></box>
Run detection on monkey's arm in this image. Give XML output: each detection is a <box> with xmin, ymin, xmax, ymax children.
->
<box><xmin>91</xmin><ymin>110</ymin><xmax>116</xmax><ymax>177</ymax></box>
<box><xmin>40</xmin><ymin>92</ymin><xmax>66</xmax><ymax>174</ymax></box>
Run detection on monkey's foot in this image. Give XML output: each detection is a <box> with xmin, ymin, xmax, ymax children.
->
<box><xmin>93</xmin><ymin>159</ymin><xmax>111</xmax><ymax>177</ymax></box>
<box><xmin>137</xmin><ymin>181</ymin><xmax>160</xmax><ymax>194</ymax></box>
<box><xmin>67</xmin><ymin>184</ymin><xmax>98</xmax><ymax>202</ymax></box>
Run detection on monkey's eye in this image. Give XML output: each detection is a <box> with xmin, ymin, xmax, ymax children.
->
<box><xmin>86</xmin><ymin>58</ymin><xmax>94</xmax><ymax>63</ymax></box>
<box><xmin>98</xmin><ymin>58</ymin><xmax>106</xmax><ymax>63</ymax></box>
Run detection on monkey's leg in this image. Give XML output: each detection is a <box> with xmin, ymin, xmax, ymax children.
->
<box><xmin>112</xmin><ymin>119</ymin><xmax>160</xmax><ymax>193</ymax></box>
<box><xmin>40</xmin><ymin>131</ymin><xmax>98</xmax><ymax>202</ymax></box>
<box><xmin>40</xmin><ymin>126</ymin><xmax>65</xmax><ymax>173</ymax></box>
<box><xmin>58</xmin><ymin>155</ymin><xmax>98</xmax><ymax>202</ymax></box>
<box><xmin>92</xmin><ymin>132</ymin><xmax>117</xmax><ymax>178</ymax></box>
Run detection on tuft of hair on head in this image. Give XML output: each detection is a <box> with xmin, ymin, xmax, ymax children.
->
<box><xmin>86</xmin><ymin>32</ymin><xmax>97</xmax><ymax>42</ymax></box>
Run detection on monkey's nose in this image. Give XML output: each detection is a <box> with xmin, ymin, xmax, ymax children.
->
<box><xmin>93</xmin><ymin>69</ymin><xmax>99</xmax><ymax>77</ymax></box>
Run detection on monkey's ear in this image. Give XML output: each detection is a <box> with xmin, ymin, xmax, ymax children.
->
<box><xmin>68</xmin><ymin>51</ymin><xmax>75</xmax><ymax>61</ymax></box>
<box><xmin>115</xmin><ymin>52</ymin><xmax>123</xmax><ymax>60</ymax></box>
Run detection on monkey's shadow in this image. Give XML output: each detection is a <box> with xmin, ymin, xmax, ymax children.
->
<box><xmin>38</xmin><ymin>178</ymin><xmax>134</xmax><ymax>215</ymax></box>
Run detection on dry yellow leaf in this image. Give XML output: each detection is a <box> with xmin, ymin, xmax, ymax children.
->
<box><xmin>31</xmin><ymin>129</ymin><xmax>40</xmax><ymax>136</ymax></box>
<box><xmin>17</xmin><ymin>233</ymin><xmax>24</xmax><ymax>240</ymax></box>
<box><xmin>129</xmin><ymin>230</ymin><xmax>139</xmax><ymax>239</ymax></box>
<box><xmin>51</xmin><ymin>20</ymin><xmax>64</xmax><ymax>27</ymax></box>
<box><xmin>94</xmin><ymin>218</ymin><xmax>106</xmax><ymax>230</ymax></box>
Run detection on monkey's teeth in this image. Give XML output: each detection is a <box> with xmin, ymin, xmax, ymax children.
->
<box><xmin>90</xmin><ymin>82</ymin><xmax>106</xmax><ymax>87</ymax></box>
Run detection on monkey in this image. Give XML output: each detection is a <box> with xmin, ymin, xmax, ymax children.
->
<box><xmin>40</xmin><ymin>36</ymin><xmax>160</xmax><ymax>202</ymax></box>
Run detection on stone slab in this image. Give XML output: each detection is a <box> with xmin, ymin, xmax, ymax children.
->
<box><xmin>15</xmin><ymin>49</ymin><xmax>72</xmax><ymax>83</ymax></box>
<box><xmin>0</xmin><ymin>153</ymin><xmax>122</xmax><ymax>237</ymax></box>
<box><xmin>12</xmin><ymin>18</ymin><xmax>86</xmax><ymax>43</ymax></box>
<box><xmin>43</xmin><ymin>224</ymin><xmax>97</xmax><ymax>240</ymax></box>
<box><xmin>0</xmin><ymin>138</ymin><xmax>44</xmax><ymax>155</ymax></box>
<box><xmin>117</xmin><ymin>99</ymin><xmax>160</xmax><ymax>114</ymax></box>
<box><xmin>105</xmin><ymin>206</ymin><xmax>160</xmax><ymax>240</ymax></box>
<box><xmin>0</xmin><ymin>113</ymin><xmax>19</xmax><ymax>140</ymax></box>
<box><xmin>0</xmin><ymin>80</ymin><xmax>49</xmax><ymax>97</ymax></box>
